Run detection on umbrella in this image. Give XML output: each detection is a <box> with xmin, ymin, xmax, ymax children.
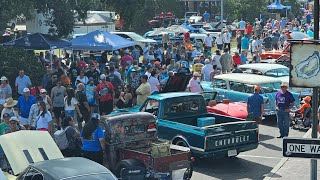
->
<box><xmin>290</xmin><ymin>32</ymin><xmax>310</xmax><ymax>40</ymax></box>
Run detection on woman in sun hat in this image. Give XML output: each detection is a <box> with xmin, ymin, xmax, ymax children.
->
<box><xmin>0</xmin><ymin>76</ymin><xmax>12</xmax><ymax>112</ymax></box>
<box><xmin>40</xmin><ymin>89</ymin><xmax>52</xmax><ymax>112</ymax></box>
<box><xmin>1</xmin><ymin>97</ymin><xmax>18</xmax><ymax>120</ymax></box>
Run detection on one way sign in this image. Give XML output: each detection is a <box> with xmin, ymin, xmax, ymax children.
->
<box><xmin>283</xmin><ymin>137</ymin><xmax>320</xmax><ymax>159</ymax></box>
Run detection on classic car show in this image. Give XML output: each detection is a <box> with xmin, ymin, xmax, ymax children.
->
<box><xmin>0</xmin><ymin>0</ymin><xmax>320</xmax><ymax>179</ymax></box>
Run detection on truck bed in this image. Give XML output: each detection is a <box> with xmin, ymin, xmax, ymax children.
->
<box><xmin>119</xmin><ymin>140</ymin><xmax>190</xmax><ymax>172</ymax></box>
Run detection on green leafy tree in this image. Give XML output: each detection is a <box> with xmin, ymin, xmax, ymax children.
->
<box><xmin>224</xmin><ymin>0</ymin><xmax>268</xmax><ymax>23</ymax></box>
<box><xmin>0</xmin><ymin>47</ymin><xmax>45</xmax><ymax>89</ymax></box>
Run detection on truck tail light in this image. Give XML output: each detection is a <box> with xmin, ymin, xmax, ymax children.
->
<box><xmin>147</xmin><ymin>123</ymin><xmax>156</xmax><ymax>132</ymax></box>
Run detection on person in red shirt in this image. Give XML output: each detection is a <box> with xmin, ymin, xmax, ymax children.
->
<box><xmin>184</xmin><ymin>32</ymin><xmax>190</xmax><ymax>41</ymax></box>
<box><xmin>245</xmin><ymin>22</ymin><xmax>253</xmax><ymax>38</ymax></box>
<box><xmin>120</xmin><ymin>49</ymin><xmax>134</xmax><ymax>74</ymax></box>
<box><xmin>95</xmin><ymin>74</ymin><xmax>115</xmax><ymax>115</ymax></box>
<box><xmin>232</xmin><ymin>52</ymin><xmax>241</xmax><ymax>65</ymax></box>
<box><xmin>76</xmin><ymin>57</ymin><xmax>87</xmax><ymax>71</ymax></box>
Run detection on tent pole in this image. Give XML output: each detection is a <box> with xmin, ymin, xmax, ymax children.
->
<box><xmin>50</xmin><ymin>48</ymin><xmax>53</xmax><ymax>70</ymax></box>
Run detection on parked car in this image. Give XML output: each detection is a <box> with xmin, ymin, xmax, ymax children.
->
<box><xmin>261</xmin><ymin>54</ymin><xmax>290</xmax><ymax>67</ymax></box>
<box><xmin>238</xmin><ymin>63</ymin><xmax>312</xmax><ymax>96</ymax></box>
<box><xmin>0</xmin><ymin>131</ymin><xmax>117</xmax><ymax>180</ymax></box>
<box><xmin>102</xmin><ymin>112</ymin><xmax>192</xmax><ymax>179</ymax></box>
<box><xmin>112</xmin><ymin>92</ymin><xmax>259</xmax><ymax>159</ymax></box>
<box><xmin>201</xmin><ymin>74</ymin><xmax>300</xmax><ymax>116</ymax></box>
<box><xmin>111</xmin><ymin>32</ymin><xmax>156</xmax><ymax>53</ymax></box>
<box><xmin>260</xmin><ymin>43</ymin><xmax>290</xmax><ymax>60</ymax></box>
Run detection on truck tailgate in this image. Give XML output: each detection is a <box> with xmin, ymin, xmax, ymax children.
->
<box><xmin>204</xmin><ymin>121</ymin><xmax>258</xmax><ymax>152</ymax></box>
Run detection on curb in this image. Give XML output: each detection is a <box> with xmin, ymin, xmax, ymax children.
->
<box><xmin>263</xmin><ymin>128</ymin><xmax>312</xmax><ymax>180</ymax></box>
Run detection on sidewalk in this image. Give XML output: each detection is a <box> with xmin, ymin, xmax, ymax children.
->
<box><xmin>264</xmin><ymin>129</ymin><xmax>320</xmax><ymax>180</ymax></box>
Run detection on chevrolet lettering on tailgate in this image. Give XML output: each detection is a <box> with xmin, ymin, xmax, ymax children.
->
<box><xmin>214</xmin><ymin>135</ymin><xmax>250</xmax><ymax>147</ymax></box>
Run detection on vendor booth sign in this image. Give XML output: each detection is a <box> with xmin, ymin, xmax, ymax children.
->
<box><xmin>290</xmin><ymin>42</ymin><xmax>320</xmax><ymax>87</ymax></box>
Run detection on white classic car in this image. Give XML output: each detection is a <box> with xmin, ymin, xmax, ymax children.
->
<box><xmin>238</xmin><ymin>63</ymin><xmax>312</xmax><ymax>96</ymax></box>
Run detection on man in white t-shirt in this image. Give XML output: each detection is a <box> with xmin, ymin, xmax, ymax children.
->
<box><xmin>204</xmin><ymin>33</ymin><xmax>214</xmax><ymax>52</ymax></box>
<box><xmin>222</xmin><ymin>30</ymin><xmax>231</xmax><ymax>52</ymax></box>
<box><xmin>188</xmin><ymin>72</ymin><xmax>203</xmax><ymax>93</ymax></box>
<box><xmin>215</xmin><ymin>33</ymin><xmax>224</xmax><ymax>50</ymax></box>
<box><xmin>251</xmin><ymin>36</ymin><xmax>259</xmax><ymax>53</ymax></box>
<box><xmin>148</xmin><ymin>71</ymin><xmax>160</xmax><ymax>94</ymax></box>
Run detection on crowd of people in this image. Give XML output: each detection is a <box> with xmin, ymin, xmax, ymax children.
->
<box><xmin>0</xmin><ymin>13</ymin><xmax>318</xmax><ymax>164</ymax></box>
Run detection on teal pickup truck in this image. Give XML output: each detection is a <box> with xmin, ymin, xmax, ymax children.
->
<box><xmin>112</xmin><ymin>92</ymin><xmax>259</xmax><ymax>159</ymax></box>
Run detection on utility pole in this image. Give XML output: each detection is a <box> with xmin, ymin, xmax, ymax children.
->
<box><xmin>221</xmin><ymin>0</ymin><xmax>224</xmax><ymax>27</ymax></box>
<box><xmin>311</xmin><ymin>0</ymin><xmax>319</xmax><ymax>179</ymax></box>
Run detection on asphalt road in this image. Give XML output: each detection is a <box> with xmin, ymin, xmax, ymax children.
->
<box><xmin>191</xmin><ymin>118</ymin><xmax>306</xmax><ymax>180</ymax></box>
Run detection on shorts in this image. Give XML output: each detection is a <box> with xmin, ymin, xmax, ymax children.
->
<box><xmin>65</xmin><ymin>110</ymin><xmax>75</xmax><ymax>118</ymax></box>
<box><xmin>99</xmin><ymin>101</ymin><xmax>113</xmax><ymax>115</ymax></box>
<box><xmin>53</xmin><ymin>107</ymin><xmax>64</xmax><ymax>119</ymax></box>
<box><xmin>19</xmin><ymin>116</ymin><xmax>29</xmax><ymax>125</ymax></box>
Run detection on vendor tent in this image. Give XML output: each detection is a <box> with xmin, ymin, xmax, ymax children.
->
<box><xmin>267</xmin><ymin>1</ymin><xmax>291</xmax><ymax>18</ymax></box>
<box><xmin>2</xmin><ymin>33</ymin><xmax>71</xmax><ymax>50</ymax></box>
<box><xmin>71</xmin><ymin>30</ymin><xmax>136</xmax><ymax>50</ymax></box>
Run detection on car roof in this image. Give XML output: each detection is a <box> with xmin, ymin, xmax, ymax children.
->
<box><xmin>238</xmin><ymin>63</ymin><xmax>288</xmax><ymax>73</ymax></box>
<box><xmin>148</xmin><ymin>92</ymin><xmax>202</xmax><ymax>101</ymax></box>
<box><xmin>215</xmin><ymin>73</ymin><xmax>282</xmax><ymax>84</ymax></box>
<box><xmin>30</xmin><ymin>157</ymin><xmax>115</xmax><ymax>179</ymax></box>
<box><xmin>111</xmin><ymin>31</ymin><xmax>135</xmax><ymax>35</ymax></box>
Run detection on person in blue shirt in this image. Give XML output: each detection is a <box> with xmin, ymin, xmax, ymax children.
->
<box><xmin>81</xmin><ymin>113</ymin><xmax>106</xmax><ymax>165</ymax></box>
<box><xmin>85</xmin><ymin>78</ymin><xmax>96</xmax><ymax>114</ymax></box>
<box><xmin>203</xmin><ymin>11</ymin><xmax>210</xmax><ymax>22</ymax></box>
<box><xmin>241</xmin><ymin>35</ymin><xmax>249</xmax><ymax>56</ymax></box>
<box><xmin>17</xmin><ymin>88</ymin><xmax>36</xmax><ymax>129</ymax></box>
<box><xmin>247</xmin><ymin>85</ymin><xmax>264</xmax><ymax>124</ymax></box>
<box><xmin>240</xmin><ymin>50</ymin><xmax>247</xmax><ymax>64</ymax></box>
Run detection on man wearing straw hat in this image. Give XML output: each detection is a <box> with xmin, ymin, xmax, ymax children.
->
<box><xmin>1</xmin><ymin>98</ymin><xmax>18</xmax><ymax>120</ymax></box>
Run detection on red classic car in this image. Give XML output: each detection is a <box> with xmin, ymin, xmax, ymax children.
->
<box><xmin>207</xmin><ymin>99</ymin><xmax>248</xmax><ymax>119</ymax></box>
<box><xmin>260</xmin><ymin>43</ymin><xmax>290</xmax><ymax>60</ymax></box>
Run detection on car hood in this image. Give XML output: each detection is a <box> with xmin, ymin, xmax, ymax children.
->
<box><xmin>137</xmin><ymin>38</ymin><xmax>157</xmax><ymax>43</ymax></box>
<box><xmin>162</xmin><ymin>73</ymin><xmax>191</xmax><ymax>93</ymax></box>
<box><xmin>0</xmin><ymin>131</ymin><xmax>63</xmax><ymax>175</ymax></box>
<box><xmin>275</xmin><ymin>76</ymin><xmax>289</xmax><ymax>83</ymax></box>
<box><xmin>262</xmin><ymin>50</ymin><xmax>285</xmax><ymax>55</ymax></box>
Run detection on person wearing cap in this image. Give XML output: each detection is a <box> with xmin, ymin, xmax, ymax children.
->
<box><xmin>291</xmin><ymin>96</ymin><xmax>311</xmax><ymax>119</ymax></box>
<box><xmin>95</xmin><ymin>74</ymin><xmax>114</xmax><ymax>115</ymax></box>
<box><xmin>5</xmin><ymin>116</ymin><xmax>24</xmax><ymax>134</ymax></box>
<box><xmin>188</xmin><ymin>72</ymin><xmax>203</xmax><ymax>93</ymax></box>
<box><xmin>40</xmin><ymin>89</ymin><xmax>52</xmax><ymax>111</ymax></box>
<box><xmin>126</xmin><ymin>61</ymin><xmax>138</xmax><ymax>81</ymax></box>
<box><xmin>15</xmin><ymin>69</ymin><xmax>32</xmax><ymax>96</ymax></box>
<box><xmin>201</xmin><ymin>59</ymin><xmax>213</xmax><ymax>82</ymax></box>
<box><xmin>275</xmin><ymin>82</ymin><xmax>295</xmax><ymax>138</ymax></box>
<box><xmin>80</xmin><ymin>113</ymin><xmax>106</xmax><ymax>165</ymax></box>
<box><xmin>51</xmin><ymin>81</ymin><xmax>66</xmax><ymax>130</ymax></box>
<box><xmin>222</xmin><ymin>29</ymin><xmax>231</xmax><ymax>52</ymax></box>
<box><xmin>17</xmin><ymin>88</ymin><xmax>36</xmax><ymax>129</ymax></box>
<box><xmin>247</xmin><ymin>86</ymin><xmax>264</xmax><ymax>123</ymax></box>
<box><xmin>86</xmin><ymin>63</ymin><xmax>100</xmax><ymax>85</ymax></box>
<box><xmin>0</xmin><ymin>113</ymin><xmax>11</xmax><ymax>135</ymax></box>
<box><xmin>120</xmin><ymin>49</ymin><xmax>134</xmax><ymax>76</ymax></box>
<box><xmin>136</xmin><ymin>75</ymin><xmax>151</xmax><ymax>105</ymax></box>
<box><xmin>76</xmin><ymin>57</ymin><xmax>86</xmax><ymax>71</ymax></box>
<box><xmin>0</xmin><ymin>76</ymin><xmax>12</xmax><ymax>111</ymax></box>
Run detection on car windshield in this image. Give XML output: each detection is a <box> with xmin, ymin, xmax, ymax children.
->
<box><xmin>128</xmin><ymin>33</ymin><xmax>146</xmax><ymax>41</ymax></box>
<box><xmin>198</xmin><ymin>28</ymin><xmax>207</xmax><ymax>33</ymax></box>
<box><xmin>260</xmin><ymin>82</ymin><xmax>282</xmax><ymax>93</ymax></box>
<box><xmin>265</xmin><ymin>68</ymin><xmax>289</xmax><ymax>77</ymax></box>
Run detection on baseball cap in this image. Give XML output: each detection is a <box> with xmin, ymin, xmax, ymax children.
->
<box><xmin>40</xmin><ymin>89</ymin><xmax>47</xmax><ymax>93</ymax></box>
<box><xmin>100</xmin><ymin>74</ymin><xmax>106</xmax><ymax>80</ymax></box>
<box><xmin>3</xmin><ymin>113</ymin><xmax>11</xmax><ymax>119</ymax></box>
<box><xmin>23</xmin><ymin>88</ymin><xmax>30</xmax><ymax>93</ymax></box>
<box><xmin>91</xmin><ymin>113</ymin><xmax>101</xmax><ymax>120</ymax></box>
<box><xmin>9</xmin><ymin>116</ymin><xmax>18</xmax><ymax>122</ymax></box>
<box><xmin>89</xmin><ymin>77</ymin><xmax>94</xmax><ymax>82</ymax></box>
<box><xmin>254</xmin><ymin>85</ymin><xmax>261</xmax><ymax>92</ymax></box>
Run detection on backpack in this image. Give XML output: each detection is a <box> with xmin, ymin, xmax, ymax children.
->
<box><xmin>54</xmin><ymin>126</ymin><xmax>70</xmax><ymax>150</ymax></box>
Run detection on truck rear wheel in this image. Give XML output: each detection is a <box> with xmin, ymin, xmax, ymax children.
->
<box><xmin>172</xmin><ymin>139</ymin><xmax>193</xmax><ymax>179</ymax></box>
<box><xmin>115</xmin><ymin>159</ymin><xmax>145</xmax><ymax>178</ymax></box>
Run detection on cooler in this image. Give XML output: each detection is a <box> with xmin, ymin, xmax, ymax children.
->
<box><xmin>197</xmin><ymin>117</ymin><xmax>215</xmax><ymax>127</ymax></box>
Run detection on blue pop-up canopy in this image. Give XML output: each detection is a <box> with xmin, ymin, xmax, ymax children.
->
<box><xmin>267</xmin><ymin>1</ymin><xmax>291</xmax><ymax>10</ymax></box>
<box><xmin>71</xmin><ymin>30</ymin><xmax>136</xmax><ymax>51</ymax></box>
<box><xmin>2</xmin><ymin>33</ymin><xmax>71</xmax><ymax>50</ymax></box>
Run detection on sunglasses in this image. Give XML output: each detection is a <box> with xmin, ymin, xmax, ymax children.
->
<box><xmin>52</xmin><ymin>77</ymin><xmax>57</xmax><ymax>78</ymax></box>
<box><xmin>281</xmin><ymin>86</ymin><xmax>287</xmax><ymax>88</ymax></box>
<box><xmin>41</xmin><ymin>92</ymin><xmax>46</xmax><ymax>94</ymax></box>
